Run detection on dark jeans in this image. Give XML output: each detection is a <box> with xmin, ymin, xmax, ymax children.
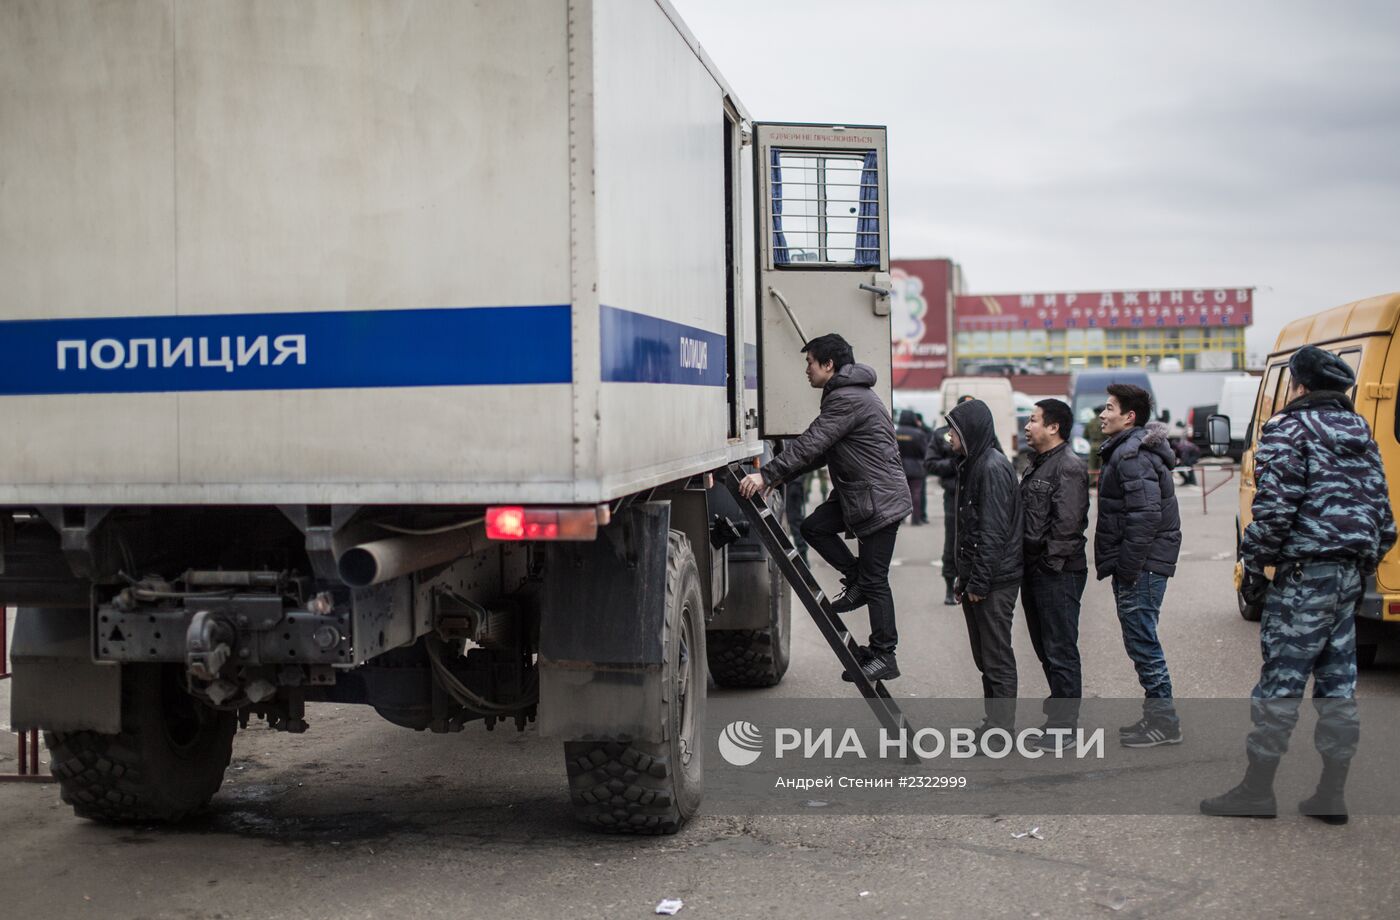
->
<box><xmin>1023</xmin><ymin>566</ymin><xmax>1088</xmax><ymax>727</ymax></box>
<box><xmin>906</xmin><ymin>476</ymin><xmax>926</xmax><ymax>523</ymax></box>
<box><xmin>1112</xmin><ymin>572</ymin><xmax>1179</xmax><ymax>728</ymax></box>
<box><xmin>800</xmin><ymin>495</ymin><xmax>900</xmax><ymax>654</ymax></box>
<box><xmin>784</xmin><ymin>477</ymin><xmax>809</xmax><ymax>563</ymax></box>
<box><xmin>961</xmin><ymin>583</ymin><xmax>1019</xmax><ymax>728</ymax></box>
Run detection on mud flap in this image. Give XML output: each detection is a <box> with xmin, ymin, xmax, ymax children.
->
<box><xmin>537</xmin><ymin>503</ymin><xmax>670</xmax><ymax>742</ymax></box>
<box><xmin>10</xmin><ymin>607</ymin><xmax>121</xmax><ymax>734</ymax></box>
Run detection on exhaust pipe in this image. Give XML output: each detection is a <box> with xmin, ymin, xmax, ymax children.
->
<box><xmin>337</xmin><ymin>521</ymin><xmax>485</xmax><ymax>588</ymax></box>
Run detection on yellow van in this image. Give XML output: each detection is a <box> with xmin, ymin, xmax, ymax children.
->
<box><xmin>1228</xmin><ymin>292</ymin><xmax>1400</xmax><ymax>666</ymax></box>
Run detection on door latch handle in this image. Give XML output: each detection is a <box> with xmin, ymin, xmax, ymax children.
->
<box><xmin>859</xmin><ymin>283</ymin><xmax>891</xmax><ymax>298</ymax></box>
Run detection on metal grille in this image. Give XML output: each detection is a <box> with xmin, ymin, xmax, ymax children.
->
<box><xmin>770</xmin><ymin>150</ymin><xmax>879</xmax><ymax>266</ymax></box>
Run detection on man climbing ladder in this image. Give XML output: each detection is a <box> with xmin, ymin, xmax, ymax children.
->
<box><xmin>738</xmin><ymin>332</ymin><xmax>912</xmax><ymax>683</ymax></box>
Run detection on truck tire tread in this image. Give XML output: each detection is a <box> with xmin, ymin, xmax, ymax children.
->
<box><xmin>707</xmin><ymin>629</ymin><xmax>784</xmax><ymax>687</ymax></box>
<box><xmin>45</xmin><ymin>665</ymin><xmax>235</xmax><ymax>824</ymax></box>
<box><xmin>563</xmin><ymin>530</ymin><xmax>703</xmax><ymax>835</ymax></box>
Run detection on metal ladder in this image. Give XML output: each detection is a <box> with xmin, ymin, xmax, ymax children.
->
<box><xmin>719</xmin><ymin>464</ymin><xmax>919</xmax><ymax>762</ymax></box>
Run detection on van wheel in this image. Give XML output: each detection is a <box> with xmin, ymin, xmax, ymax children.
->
<box><xmin>1357</xmin><ymin>644</ymin><xmax>1379</xmax><ymax>669</ymax></box>
<box><xmin>1237</xmin><ymin>589</ymin><xmax>1263</xmax><ymax>622</ymax></box>
<box><xmin>46</xmin><ymin>664</ymin><xmax>236</xmax><ymax>823</ymax></box>
<box><xmin>563</xmin><ymin>530</ymin><xmax>706</xmax><ymax>834</ymax></box>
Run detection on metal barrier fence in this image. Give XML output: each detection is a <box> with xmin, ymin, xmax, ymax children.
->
<box><xmin>1088</xmin><ymin>463</ymin><xmax>1238</xmax><ymax>515</ymax></box>
<box><xmin>0</xmin><ymin>607</ymin><xmax>55</xmax><ymax>783</ymax></box>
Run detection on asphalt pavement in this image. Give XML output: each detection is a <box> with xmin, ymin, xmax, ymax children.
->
<box><xmin>3</xmin><ymin>476</ymin><xmax>1399</xmax><ymax>919</ymax></box>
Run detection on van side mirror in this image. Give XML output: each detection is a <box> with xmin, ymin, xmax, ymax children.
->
<box><xmin>1207</xmin><ymin>414</ymin><xmax>1231</xmax><ymax>457</ymax></box>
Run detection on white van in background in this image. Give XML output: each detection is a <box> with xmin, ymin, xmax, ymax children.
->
<box><xmin>1218</xmin><ymin>375</ymin><xmax>1261</xmax><ymax>450</ymax></box>
<box><xmin>941</xmin><ymin>376</ymin><xmax>1018</xmax><ymax>459</ymax></box>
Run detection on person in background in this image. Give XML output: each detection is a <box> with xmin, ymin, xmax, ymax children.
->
<box><xmin>1085</xmin><ymin>408</ymin><xmax>1107</xmax><ymax>483</ymax></box>
<box><xmin>915</xmin><ymin>412</ymin><xmax>932</xmax><ymax>524</ymax></box>
<box><xmin>896</xmin><ymin>410</ymin><xmax>930</xmax><ymax>525</ymax></box>
<box><xmin>1173</xmin><ymin>431</ymin><xmax>1201</xmax><ymax>486</ymax></box>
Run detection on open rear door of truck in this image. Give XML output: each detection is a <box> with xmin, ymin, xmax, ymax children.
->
<box><xmin>753</xmin><ymin>123</ymin><xmax>892</xmax><ymax>437</ymax></box>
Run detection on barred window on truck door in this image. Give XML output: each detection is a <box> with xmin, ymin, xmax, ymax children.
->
<box><xmin>770</xmin><ymin>148</ymin><xmax>879</xmax><ymax>267</ymax></box>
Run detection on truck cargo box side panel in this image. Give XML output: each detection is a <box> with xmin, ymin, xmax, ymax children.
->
<box><xmin>0</xmin><ymin>0</ymin><xmax>583</xmax><ymax>503</ymax></box>
<box><xmin>174</xmin><ymin>0</ymin><xmax>571</xmax><ymax>315</ymax></box>
<box><xmin>0</xmin><ymin>1</ymin><xmax>176</xmax><ymax>321</ymax></box>
<box><xmin>590</xmin><ymin>0</ymin><xmax>737</xmax><ymax>489</ymax></box>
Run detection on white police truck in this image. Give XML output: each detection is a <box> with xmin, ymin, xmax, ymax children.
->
<box><xmin>0</xmin><ymin>0</ymin><xmax>894</xmax><ymax>833</ymax></box>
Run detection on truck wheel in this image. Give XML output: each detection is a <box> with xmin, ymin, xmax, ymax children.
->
<box><xmin>564</xmin><ymin>530</ymin><xmax>706</xmax><ymax>834</ymax></box>
<box><xmin>1237</xmin><ymin>589</ymin><xmax>1263</xmax><ymax>622</ymax></box>
<box><xmin>1357</xmin><ymin>644</ymin><xmax>1379</xmax><ymax>669</ymax></box>
<box><xmin>708</xmin><ymin>556</ymin><xmax>791</xmax><ymax>688</ymax></box>
<box><xmin>46</xmin><ymin>664</ymin><xmax>236</xmax><ymax>823</ymax></box>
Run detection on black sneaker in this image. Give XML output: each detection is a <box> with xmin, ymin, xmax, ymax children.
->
<box><xmin>858</xmin><ymin>652</ymin><xmax>899</xmax><ymax>683</ymax></box>
<box><xmin>840</xmin><ymin>646</ymin><xmax>875</xmax><ymax>682</ymax></box>
<box><xmin>830</xmin><ymin>584</ymin><xmax>867</xmax><ymax>613</ymax></box>
<box><xmin>1033</xmin><ymin>726</ymin><xmax>1077</xmax><ymax>753</ymax></box>
<box><xmin>1121</xmin><ymin>722</ymin><xmax>1182</xmax><ymax>748</ymax></box>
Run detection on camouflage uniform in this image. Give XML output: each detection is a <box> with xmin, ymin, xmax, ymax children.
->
<box><xmin>1240</xmin><ymin>390</ymin><xmax>1396</xmax><ymax>764</ymax></box>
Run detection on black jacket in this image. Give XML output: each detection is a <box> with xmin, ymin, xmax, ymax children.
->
<box><xmin>948</xmin><ymin>399</ymin><xmax>1023</xmax><ymax>595</ymax></box>
<box><xmin>923</xmin><ymin>424</ymin><xmax>959</xmax><ymax>489</ymax></box>
<box><xmin>1095</xmin><ymin>422</ymin><xmax>1182</xmax><ymax>582</ymax></box>
<box><xmin>1020</xmin><ymin>442</ymin><xmax>1089</xmax><ymax>573</ymax></box>
<box><xmin>896</xmin><ymin>410</ymin><xmax>930</xmax><ymax>479</ymax></box>
<box><xmin>762</xmin><ymin>363</ymin><xmax>913</xmax><ymax>537</ymax></box>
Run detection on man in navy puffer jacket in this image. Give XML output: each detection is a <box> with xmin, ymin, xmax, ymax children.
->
<box><xmin>1095</xmin><ymin>384</ymin><xmax>1183</xmax><ymax>748</ymax></box>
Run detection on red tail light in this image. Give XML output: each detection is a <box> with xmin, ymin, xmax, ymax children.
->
<box><xmin>486</xmin><ymin>506</ymin><xmax>599</xmax><ymax>541</ymax></box>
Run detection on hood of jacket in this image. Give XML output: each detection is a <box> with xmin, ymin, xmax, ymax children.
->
<box><xmin>824</xmin><ymin>362</ymin><xmax>877</xmax><ymax>395</ymax></box>
<box><xmin>1280</xmin><ymin>389</ymin><xmax>1373</xmax><ymax>457</ymax></box>
<box><xmin>1101</xmin><ymin>421</ymin><xmax>1176</xmax><ymax>467</ymax></box>
<box><xmin>947</xmin><ymin>398</ymin><xmax>1002</xmax><ymax>463</ymax></box>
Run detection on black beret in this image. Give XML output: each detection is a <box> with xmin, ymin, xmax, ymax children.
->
<box><xmin>1288</xmin><ymin>345</ymin><xmax>1355</xmax><ymax>392</ymax></box>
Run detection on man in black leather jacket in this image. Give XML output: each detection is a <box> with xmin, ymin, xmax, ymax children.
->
<box><xmin>947</xmin><ymin>397</ymin><xmax>1024</xmax><ymax>733</ymax></box>
<box><xmin>1019</xmin><ymin>398</ymin><xmax>1090</xmax><ymax>747</ymax></box>
<box><xmin>739</xmin><ymin>333</ymin><xmax>912</xmax><ymax>682</ymax></box>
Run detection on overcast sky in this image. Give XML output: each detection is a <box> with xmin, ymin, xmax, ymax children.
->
<box><xmin>671</xmin><ymin>0</ymin><xmax>1400</xmax><ymax>363</ymax></box>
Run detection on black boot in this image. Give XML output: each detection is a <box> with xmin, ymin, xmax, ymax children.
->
<box><xmin>1299</xmin><ymin>756</ymin><xmax>1350</xmax><ymax>825</ymax></box>
<box><xmin>1200</xmin><ymin>752</ymin><xmax>1279</xmax><ymax>818</ymax></box>
<box><xmin>943</xmin><ymin>578</ymin><xmax>957</xmax><ymax>606</ymax></box>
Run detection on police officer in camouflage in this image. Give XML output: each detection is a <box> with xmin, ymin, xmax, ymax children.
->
<box><xmin>1201</xmin><ymin>346</ymin><xmax>1396</xmax><ymax>824</ymax></box>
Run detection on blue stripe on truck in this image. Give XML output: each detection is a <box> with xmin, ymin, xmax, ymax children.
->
<box><xmin>599</xmin><ymin>305</ymin><xmax>726</xmax><ymax>387</ymax></box>
<box><xmin>0</xmin><ymin>305</ymin><xmax>573</xmax><ymax>395</ymax></box>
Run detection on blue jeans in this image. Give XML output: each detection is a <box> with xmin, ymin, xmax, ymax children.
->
<box><xmin>1112</xmin><ymin>572</ymin><xmax>1178</xmax><ymax>727</ymax></box>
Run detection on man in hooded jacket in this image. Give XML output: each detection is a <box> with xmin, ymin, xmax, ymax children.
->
<box><xmin>927</xmin><ymin>395</ymin><xmax>974</xmax><ymax>605</ymax></box>
<box><xmin>1202</xmin><ymin>346</ymin><xmax>1395</xmax><ymax>824</ymax></box>
<box><xmin>740</xmin><ymin>333</ymin><xmax>913</xmax><ymax>682</ymax></box>
<box><xmin>947</xmin><ymin>398</ymin><xmax>1024</xmax><ymax>733</ymax></box>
